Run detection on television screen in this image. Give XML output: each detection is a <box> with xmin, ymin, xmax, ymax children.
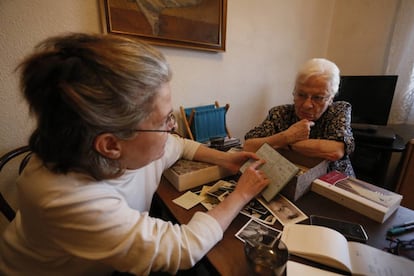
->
<box><xmin>334</xmin><ymin>75</ymin><xmax>398</xmax><ymax>126</ymax></box>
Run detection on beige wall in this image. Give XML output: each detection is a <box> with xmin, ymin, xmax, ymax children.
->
<box><xmin>0</xmin><ymin>0</ymin><xmax>398</xmax><ymax>151</ymax></box>
<box><xmin>327</xmin><ymin>0</ymin><xmax>398</xmax><ymax>74</ymax></box>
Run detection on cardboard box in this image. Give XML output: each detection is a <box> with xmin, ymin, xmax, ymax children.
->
<box><xmin>312</xmin><ymin>171</ymin><xmax>402</xmax><ymax>223</ymax></box>
<box><xmin>278</xmin><ymin>149</ymin><xmax>329</xmax><ymax>202</ymax></box>
<box><xmin>163</xmin><ymin>159</ymin><xmax>232</xmax><ymax>192</ymax></box>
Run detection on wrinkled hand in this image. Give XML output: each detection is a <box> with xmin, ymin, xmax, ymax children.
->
<box><xmin>234</xmin><ymin>159</ymin><xmax>270</xmax><ymax>201</ymax></box>
<box><xmin>222</xmin><ymin>151</ymin><xmax>260</xmax><ymax>174</ymax></box>
<box><xmin>284</xmin><ymin>119</ymin><xmax>315</xmax><ymax>144</ymax></box>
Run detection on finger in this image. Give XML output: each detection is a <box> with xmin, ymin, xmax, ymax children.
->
<box><xmin>249</xmin><ymin>159</ymin><xmax>266</xmax><ymax>170</ymax></box>
<box><xmin>244</xmin><ymin>152</ymin><xmax>260</xmax><ymax>160</ymax></box>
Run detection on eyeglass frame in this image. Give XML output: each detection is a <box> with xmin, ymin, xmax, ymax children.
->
<box><xmin>292</xmin><ymin>91</ymin><xmax>332</xmax><ymax>104</ymax></box>
<box><xmin>385</xmin><ymin>237</ymin><xmax>414</xmax><ymax>259</ymax></box>
<box><xmin>131</xmin><ymin>113</ymin><xmax>177</xmax><ymax>133</ymax></box>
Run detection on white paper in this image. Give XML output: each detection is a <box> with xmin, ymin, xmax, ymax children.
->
<box><xmin>172</xmin><ymin>191</ymin><xmax>203</xmax><ymax>210</ymax></box>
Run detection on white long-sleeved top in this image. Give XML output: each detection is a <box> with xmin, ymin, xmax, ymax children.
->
<box><xmin>0</xmin><ymin>135</ymin><xmax>223</xmax><ymax>275</ymax></box>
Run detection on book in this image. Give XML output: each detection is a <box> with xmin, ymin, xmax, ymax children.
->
<box><xmin>286</xmin><ymin>260</ymin><xmax>343</xmax><ymax>276</ymax></box>
<box><xmin>163</xmin><ymin>159</ymin><xmax>232</xmax><ymax>192</ymax></box>
<box><xmin>281</xmin><ymin>224</ymin><xmax>414</xmax><ymax>275</ymax></box>
<box><xmin>311</xmin><ymin>171</ymin><xmax>402</xmax><ymax>223</ymax></box>
<box><xmin>240</xmin><ymin>143</ymin><xmax>299</xmax><ymax>202</ymax></box>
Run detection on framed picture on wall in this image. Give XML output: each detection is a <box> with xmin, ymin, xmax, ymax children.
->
<box><xmin>101</xmin><ymin>0</ymin><xmax>227</xmax><ymax>52</ymax></box>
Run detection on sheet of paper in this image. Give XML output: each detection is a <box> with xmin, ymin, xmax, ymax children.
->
<box><xmin>348</xmin><ymin>241</ymin><xmax>414</xmax><ymax>275</ymax></box>
<box><xmin>172</xmin><ymin>191</ymin><xmax>203</xmax><ymax>210</ymax></box>
<box><xmin>287</xmin><ymin>261</ymin><xmax>344</xmax><ymax>275</ymax></box>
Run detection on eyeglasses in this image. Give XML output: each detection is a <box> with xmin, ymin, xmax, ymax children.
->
<box><xmin>385</xmin><ymin>237</ymin><xmax>414</xmax><ymax>260</ymax></box>
<box><xmin>133</xmin><ymin>113</ymin><xmax>177</xmax><ymax>133</ymax></box>
<box><xmin>293</xmin><ymin>92</ymin><xmax>331</xmax><ymax>104</ymax></box>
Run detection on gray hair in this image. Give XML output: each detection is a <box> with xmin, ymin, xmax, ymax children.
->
<box><xmin>295</xmin><ymin>58</ymin><xmax>340</xmax><ymax>96</ymax></box>
<box><xmin>19</xmin><ymin>33</ymin><xmax>172</xmax><ymax>180</ymax></box>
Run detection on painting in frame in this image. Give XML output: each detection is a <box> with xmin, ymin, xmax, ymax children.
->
<box><xmin>102</xmin><ymin>0</ymin><xmax>227</xmax><ymax>52</ymax></box>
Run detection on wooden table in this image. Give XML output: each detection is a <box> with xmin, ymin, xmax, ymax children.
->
<box><xmin>154</xmin><ymin>177</ymin><xmax>414</xmax><ymax>275</ymax></box>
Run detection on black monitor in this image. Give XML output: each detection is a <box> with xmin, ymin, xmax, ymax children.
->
<box><xmin>334</xmin><ymin>75</ymin><xmax>398</xmax><ymax>126</ymax></box>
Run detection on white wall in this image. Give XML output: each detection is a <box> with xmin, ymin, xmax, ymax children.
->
<box><xmin>0</xmin><ymin>0</ymin><xmax>399</xmax><ymax>150</ymax></box>
<box><xmin>0</xmin><ymin>0</ymin><xmax>336</xmax><ymax>153</ymax></box>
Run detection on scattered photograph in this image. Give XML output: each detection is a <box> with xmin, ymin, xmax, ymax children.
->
<box><xmin>246</xmin><ymin>198</ymin><xmax>269</xmax><ymax>215</ymax></box>
<box><xmin>217</xmin><ymin>180</ymin><xmax>237</xmax><ymax>192</ymax></box>
<box><xmin>260</xmin><ymin>194</ymin><xmax>308</xmax><ymax>226</ymax></box>
<box><xmin>206</xmin><ymin>180</ymin><xmax>233</xmax><ymax>201</ymax></box>
<box><xmin>199</xmin><ymin>180</ymin><xmax>233</xmax><ymax>210</ymax></box>
<box><xmin>200</xmin><ymin>194</ymin><xmax>221</xmax><ymax>211</ymax></box>
<box><xmin>240</xmin><ymin>198</ymin><xmax>277</xmax><ymax>225</ymax></box>
<box><xmin>235</xmin><ymin>218</ymin><xmax>281</xmax><ymax>246</ymax></box>
<box><xmin>207</xmin><ymin>188</ymin><xmax>229</xmax><ymax>200</ymax></box>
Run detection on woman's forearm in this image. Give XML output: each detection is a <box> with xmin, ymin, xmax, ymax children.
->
<box><xmin>291</xmin><ymin>139</ymin><xmax>345</xmax><ymax>160</ymax></box>
<box><xmin>243</xmin><ymin>132</ymin><xmax>289</xmax><ymax>152</ymax></box>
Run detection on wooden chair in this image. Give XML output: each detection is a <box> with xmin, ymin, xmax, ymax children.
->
<box><xmin>179</xmin><ymin>101</ymin><xmax>232</xmax><ymax>142</ymax></box>
<box><xmin>0</xmin><ymin>146</ymin><xmax>32</xmax><ymax>221</ymax></box>
<box><xmin>394</xmin><ymin>139</ymin><xmax>414</xmax><ymax>210</ymax></box>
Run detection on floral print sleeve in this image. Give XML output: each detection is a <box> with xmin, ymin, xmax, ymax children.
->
<box><xmin>316</xmin><ymin>101</ymin><xmax>355</xmax><ymax>156</ymax></box>
<box><xmin>245</xmin><ymin>105</ymin><xmax>298</xmax><ymax>139</ymax></box>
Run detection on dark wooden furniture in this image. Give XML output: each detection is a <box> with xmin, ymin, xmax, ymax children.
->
<box><xmin>395</xmin><ymin>139</ymin><xmax>414</xmax><ymax>209</ymax></box>
<box><xmin>351</xmin><ymin>124</ymin><xmax>414</xmax><ymax>190</ymax></box>
<box><xmin>0</xmin><ymin>146</ymin><xmax>31</xmax><ymax>221</ymax></box>
<box><xmin>154</xmin><ymin>177</ymin><xmax>414</xmax><ymax>276</ymax></box>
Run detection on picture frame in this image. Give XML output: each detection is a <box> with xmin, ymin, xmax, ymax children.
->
<box><xmin>101</xmin><ymin>0</ymin><xmax>227</xmax><ymax>52</ymax></box>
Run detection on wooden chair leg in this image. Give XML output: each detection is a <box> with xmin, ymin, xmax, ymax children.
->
<box><xmin>215</xmin><ymin>101</ymin><xmax>231</xmax><ymax>138</ymax></box>
<box><xmin>180</xmin><ymin>106</ymin><xmax>194</xmax><ymax>140</ymax></box>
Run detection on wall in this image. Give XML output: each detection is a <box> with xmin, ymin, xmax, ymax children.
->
<box><xmin>327</xmin><ymin>0</ymin><xmax>398</xmax><ymax>74</ymax></box>
<box><xmin>0</xmin><ymin>0</ymin><xmax>399</xmax><ymax>150</ymax></box>
<box><xmin>0</xmin><ymin>0</ymin><xmax>399</xmax><ymax>229</ymax></box>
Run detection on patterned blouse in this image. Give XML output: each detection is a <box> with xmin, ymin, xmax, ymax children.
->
<box><xmin>245</xmin><ymin>101</ymin><xmax>355</xmax><ymax>176</ymax></box>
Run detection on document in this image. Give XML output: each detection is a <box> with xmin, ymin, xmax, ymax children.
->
<box><xmin>240</xmin><ymin>143</ymin><xmax>299</xmax><ymax>201</ymax></box>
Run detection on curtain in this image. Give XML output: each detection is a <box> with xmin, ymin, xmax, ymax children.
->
<box><xmin>386</xmin><ymin>0</ymin><xmax>414</xmax><ymax>124</ymax></box>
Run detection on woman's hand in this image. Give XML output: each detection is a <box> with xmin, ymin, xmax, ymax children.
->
<box><xmin>206</xmin><ymin>158</ymin><xmax>269</xmax><ymax>231</ymax></box>
<box><xmin>284</xmin><ymin>119</ymin><xmax>315</xmax><ymax>144</ymax></box>
<box><xmin>233</xmin><ymin>159</ymin><xmax>270</xmax><ymax>202</ymax></box>
<box><xmin>220</xmin><ymin>151</ymin><xmax>260</xmax><ymax>174</ymax></box>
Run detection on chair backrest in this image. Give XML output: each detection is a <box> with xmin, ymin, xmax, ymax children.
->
<box><xmin>180</xmin><ymin>101</ymin><xmax>231</xmax><ymax>143</ymax></box>
<box><xmin>0</xmin><ymin>146</ymin><xmax>32</xmax><ymax>221</ymax></box>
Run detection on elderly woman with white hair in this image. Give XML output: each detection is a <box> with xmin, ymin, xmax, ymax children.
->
<box><xmin>244</xmin><ymin>58</ymin><xmax>355</xmax><ymax>176</ymax></box>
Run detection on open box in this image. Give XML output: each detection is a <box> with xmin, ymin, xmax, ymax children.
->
<box><xmin>277</xmin><ymin>149</ymin><xmax>329</xmax><ymax>202</ymax></box>
<box><xmin>163</xmin><ymin>159</ymin><xmax>232</xmax><ymax>192</ymax></box>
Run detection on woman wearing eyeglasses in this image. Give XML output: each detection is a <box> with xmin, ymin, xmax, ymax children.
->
<box><xmin>0</xmin><ymin>33</ymin><xmax>270</xmax><ymax>275</ymax></box>
<box><xmin>244</xmin><ymin>58</ymin><xmax>355</xmax><ymax>176</ymax></box>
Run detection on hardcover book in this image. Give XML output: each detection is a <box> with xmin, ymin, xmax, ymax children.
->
<box><xmin>281</xmin><ymin>224</ymin><xmax>414</xmax><ymax>275</ymax></box>
<box><xmin>311</xmin><ymin>170</ymin><xmax>402</xmax><ymax>223</ymax></box>
<box><xmin>163</xmin><ymin>159</ymin><xmax>232</xmax><ymax>192</ymax></box>
<box><xmin>240</xmin><ymin>143</ymin><xmax>300</xmax><ymax>202</ymax></box>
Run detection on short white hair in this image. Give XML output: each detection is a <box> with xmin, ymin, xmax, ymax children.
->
<box><xmin>295</xmin><ymin>58</ymin><xmax>340</xmax><ymax>96</ymax></box>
